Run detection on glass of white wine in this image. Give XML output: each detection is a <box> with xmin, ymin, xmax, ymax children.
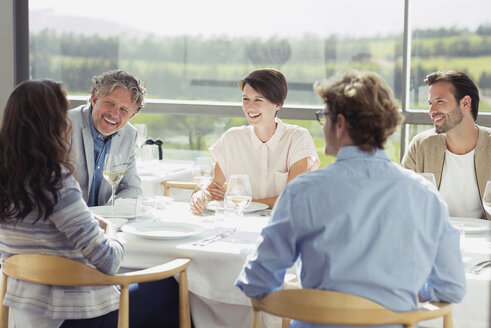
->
<box><xmin>484</xmin><ymin>180</ymin><xmax>491</xmax><ymax>216</ymax></box>
<box><xmin>192</xmin><ymin>157</ymin><xmax>214</xmax><ymax>207</ymax></box>
<box><xmin>103</xmin><ymin>154</ymin><xmax>126</xmax><ymax>206</ymax></box>
<box><xmin>224</xmin><ymin>175</ymin><xmax>252</xmax><ymax>220</ymax></box>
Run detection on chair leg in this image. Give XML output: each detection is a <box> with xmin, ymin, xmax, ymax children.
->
<box><xmin>251</xmin><ymin>310</ymin><xmax>261</xmax><ymax>328</ymax></box>
<box><xmin>281</xmin><ymin>318</ymin><xmax>291</xmax><ymax>328</ymax></box>
<box><xmin>118</xmin><ymin>285</ymin><xmax>129</xmax><ymax>328</ymax></box>
<box><xmin>179</xmin><ymin>270</ymin><xmax>191</xmax><ymax>328</ymax></box>
<box><xmin>0</xmin><ymin>272</ymin><xmax>9</xmax><ymax>328</ymax></box>
<box><xmin>443</xmin><ymin>312</ymin><xmax>452</xmax><ymax>328</ymax></box>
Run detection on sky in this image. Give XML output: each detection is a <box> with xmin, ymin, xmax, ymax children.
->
<box><xmin>29</xmin><ymin>0</ymin><xmax>491</xmax><ymax>39</ymax></box>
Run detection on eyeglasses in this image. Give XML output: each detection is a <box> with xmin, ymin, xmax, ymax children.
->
<box><xmin>315</xmin><ymin>110</ymin><xmax>329</xmax><ymax>126</ymax></box>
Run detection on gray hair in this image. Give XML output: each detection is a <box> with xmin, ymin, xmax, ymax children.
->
<box><xmin>90</xmin><ymin>70</ymin><xmax>146</xmax><ymax>112</ymax></box>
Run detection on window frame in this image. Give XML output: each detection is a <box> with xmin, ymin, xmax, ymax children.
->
<box><xmin>15</xmin><ymin>0</ymin><xmax>491</xmax><ymax>162</ymax></box>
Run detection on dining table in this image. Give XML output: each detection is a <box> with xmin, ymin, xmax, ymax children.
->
<box><xmin>114</xmin><ymin>201</ymin><xmax>491</xmax><ymax>328</ymax></box>
<box><xmin>420</xmin><ymin>216</ymin><xmax>491</xmax><ymax>328</ymax></box>
<box><xmin>136</xmin><ymin>159</ymin><xmax>194</xmax><ymax>200</ymax></box>
<box><xmin>118</xmin><ymin>201</ymin><xmax>278</xmax><ymax>328</ymax></box>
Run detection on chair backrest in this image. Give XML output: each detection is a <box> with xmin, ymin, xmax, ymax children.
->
<box><xmin>0</xmin><ymin>254</ymin><xmax>192</xmax><ymax>328</ymax></box>
<box><xmin>162</xmin><ymin>181</ymin><xmax>197</xmax><ymax>197</ymax></box>
<box><xmin>250</xmin><ymin>289</ymin><xmax>452</xmax><ymax>328</ymax></box>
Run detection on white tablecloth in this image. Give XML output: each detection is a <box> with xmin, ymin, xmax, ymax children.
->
<box><xmin>120</xmin><ymin>202</ymin><xmax>272</xmax><ymax>328</ymax></box>
<box><xmin>136</xmin><ymin>160</ymin><xmax>194</xmax><ymax>200</ymax></box>
<box><xmin>120</xmin><ymin>204</ymin><xmax>491</xmax><ymax>328</ymax></box>
<box><xmin>421</xmin><ymin>225</ymin><xmax>491</xmax><ymax>328</ymax></box>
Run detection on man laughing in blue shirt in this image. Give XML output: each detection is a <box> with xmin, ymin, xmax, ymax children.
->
<box><xmin>236</xmin><ymin>70</ymin><xmax>466</xmax><ymax>328</ymax></box>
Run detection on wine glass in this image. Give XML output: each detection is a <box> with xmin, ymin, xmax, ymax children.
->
<box><xmin>224</xmin><ymin>175</ymin><xmax>252</xmax><ymax>219</ymax></box>
<box><xmin>103</xmin><ymin>154</ymin><xmax>126</xmax><ymax>207</ymax></box>
<box><xmin>134</xmin><ymin>123</ymin><xmax>147</xmax><ymax>162</ymax></box>
<box><xmin>134</xmin><ymin>123</ymin><xmax>147</xmax><ymax>149</ymax></box>
<box><xmin>192</xmin><ymin>157</ymin><xmax>214</xmax><ymax>207</ymax></box>
<box><xmin>484</xmin><ymin>181</ymin><xmax>491</xmax><ymax>216</ymax></box>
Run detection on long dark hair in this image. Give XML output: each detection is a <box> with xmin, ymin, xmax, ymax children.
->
<box><xmin>0</xmin><ymin>80</ymin><xmax>74</xmax><ymax>223</ymax></box>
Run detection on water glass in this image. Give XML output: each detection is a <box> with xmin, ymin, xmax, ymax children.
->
<box><xmin>135</xmin><ymin>195</ymin><xmax>157</xmax><ymax>219</ymax></box>
<box><xmin>214</xmin><ymin>203</ymin><xmax>237</xmax><ymax>233</ymax></box>
<box><xmin>142</xmin><ymin>144</ymin><xmax>159</xmax><ymax>163</ymax></box>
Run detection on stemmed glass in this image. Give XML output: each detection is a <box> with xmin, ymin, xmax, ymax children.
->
<box><xmin>134</xmin><ymin>123</ymin><xmax>147</xmax><ymax>149</ymax></box>
<box><xmin>192</xmin><ymin>157</ymin><xmax>214</xmax><ymax>208</ymax></box>
<box><xmin>224</xmin><ymin>174</ymin><xmax>252</xmax><ymax>220</ymax></box>
<box><xmin>134</xmin><ymin>123</ymin><xmax>147</xmax><ymax>161</ymax></box>
<box><xmin>103</xmin><ymin>154</ymin><xmax>126</xmax><ymax>207</ymax></box>
<box><xmin>484</xmin><ymin>181</ymin><xmax>491</xmax><ymax>216</ymax></box>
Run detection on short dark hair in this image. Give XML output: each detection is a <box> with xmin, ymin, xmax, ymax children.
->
<box><xmin>314</xmin><ymin>70</ymin><xmax>402</xmax><ymax>153</ymax></box>
<box><xmin>425</xmin><ymin>70</ymin><xmax>479</xmax><ymax>121</ymax></box>
<box><xmin>91</xmin><ymin>70</ymin><xmax>146</xmax><ymax>112</ymax></box>
<box><xmin>238</xmin><ymin>68</ymin><xmax>288</xmax><ymax>107</ymax></box>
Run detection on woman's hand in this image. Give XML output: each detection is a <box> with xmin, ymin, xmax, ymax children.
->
<box><xmin>207</xmin><ymin>181</ymin><xmax>226</xmax><ymax>200</ymax></box>
<box><xmin>190</xmin><ymin>189</ymin><xmax>208</xmax><ymax>215</ymax></box>
<box><xmin>94</xmin><ymin>214</ymin><xmax>117</xmax><ymax>238</ymax></box>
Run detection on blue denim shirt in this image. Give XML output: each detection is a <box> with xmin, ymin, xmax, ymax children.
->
<box><xmin>236</xmin><ymin>146</ymin><xmax>466</xmax><ymax>328</ymax></box>
<box><xmin>87</xmin><ymin>110</ymin><xmax>116</xmax><ymax>206</ymax></box>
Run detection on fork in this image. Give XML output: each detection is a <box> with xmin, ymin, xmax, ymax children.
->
<box><xmin>193</xmin><ymin>232</ymin><xmax>230</xmax><ymax>246</ymax></box>
<box><xmin>471</xmin><ymin>260</ymin><xmax>491</xmax><ymax>274</ymax></box>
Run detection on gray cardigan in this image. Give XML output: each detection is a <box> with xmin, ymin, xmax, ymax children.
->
<box><xmin>68</xmin><ymin>104</ymin><xmax>142</xmax><ymax>205</ymax></box>
<box><xmin>0</xmin><ymin>173</ymin><xmax>124</xmax><ymax>319</ymax></box>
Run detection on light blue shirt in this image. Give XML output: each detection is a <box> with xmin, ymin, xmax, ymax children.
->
<box><xmin>236</xmin><ymin>146</ymin><xmax>466</xmax><ymax>328</ymax></box>
<box><xmin>88</xmin><ymin>110</ymin><xmax>115</xmax><ymax>206</ymax></box>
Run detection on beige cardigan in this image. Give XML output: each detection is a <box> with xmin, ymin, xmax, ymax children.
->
<box><xmin>402</xmin><ymin>125</ymin><xmax>491</xmax><ymax>220</ymax></box>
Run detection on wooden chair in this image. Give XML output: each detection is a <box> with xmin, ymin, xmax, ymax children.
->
<box><xmin>250</xmin><ymin>289</ymin><xmax>452</xmax><ymax>328</ymax></box>
<box><xmin>162</xmin><ymin>180</ymin><xmax>197</xmax><ymax>197</ymax></box>
<box><xmin>0</xmin><ymin>254</ymin><xmax>192</xmax><ymax>328</ymax></box>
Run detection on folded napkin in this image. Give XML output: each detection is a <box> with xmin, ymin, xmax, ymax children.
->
<box><xmin>114</xmin><ymin>198</ymin><xmax>137</xmax><ymax>207</ymax></box>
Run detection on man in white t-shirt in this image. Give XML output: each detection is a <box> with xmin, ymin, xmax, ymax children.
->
<box><xmin>402</xmin><ymin>70</ymin><xmax>491</xmax><ymax>220</ymax></box>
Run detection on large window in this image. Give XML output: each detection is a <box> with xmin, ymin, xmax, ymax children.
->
<box><xmin>27</xmin><ymin>0</ymin><xmax>491</xmax><ymax>165</ymax></box>
<box><xmin>406</xmin><ymin>0</ymin><xmax>491</xmax><ymax>142</ymax></box>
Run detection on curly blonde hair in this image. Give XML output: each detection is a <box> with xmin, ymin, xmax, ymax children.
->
<box><xmin>314</xmin><ymin>70</ymin><xmax>403</xmax><ymax>153</ymax></box>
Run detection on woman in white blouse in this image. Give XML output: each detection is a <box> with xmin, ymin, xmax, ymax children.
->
<box><xmin>191</xmin><ymin>68</ymin><xmax>319</xmax><ymax>214</ymax></box>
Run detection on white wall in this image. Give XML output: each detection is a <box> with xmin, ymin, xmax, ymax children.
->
<box><xmin>0</xmin><ymin>0</ymin><xmax>15</xmax><ymax>118</ymax></box>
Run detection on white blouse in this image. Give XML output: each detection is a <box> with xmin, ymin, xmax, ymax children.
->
<box><xmin>209</xmin><ymin>118</ymin><xmax>319</xmax><ymax>199</ymax></box>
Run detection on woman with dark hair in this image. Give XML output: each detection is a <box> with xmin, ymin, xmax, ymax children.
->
<box><xmin>191</xmin><ymin>68</ymin><xmax>319</xmax><ymax>214</ymax></box>
<box><xmin>0</xmin><ymin>80</ymin><xmax>179</xmax><ymax>328</ymax></box>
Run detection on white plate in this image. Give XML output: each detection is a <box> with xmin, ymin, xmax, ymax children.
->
<box><xmin>90</xmin><ymin>206</ymin><xmax>136</xmax><ymax>219</ymax></box>
<box><xmin>107</xmin><ymin>218</ymin><xmax>128</xmax><ymax>229</ymax></box>
<box><xmin>450</xmin><ymin>217</ymin><xmax>491</xmax><ymax>233</ymax></box>
<box><xmin>121</xmin><ymin>221</ymin><xmax>205</xmax><ymax>240</ymax></box>
<box><xmin>207</xmin><ymin>201</ymin><xmax>269</xmax><ymax>213</ymax></box>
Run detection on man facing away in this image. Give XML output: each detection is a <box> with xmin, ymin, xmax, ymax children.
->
<box><xmin>401</xmin><ymin>70</ymin><xmax>491</xmax><ymax>220</ymax></box>
<box><xmin>236</xmin><ymin>71</ymin><xmax>466</xmax><ymax>328</ymax></box>
<box><xmin>69</xmin><ymin>70</ymin><xmax>144</xmax><ymax>206</ymax></box>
